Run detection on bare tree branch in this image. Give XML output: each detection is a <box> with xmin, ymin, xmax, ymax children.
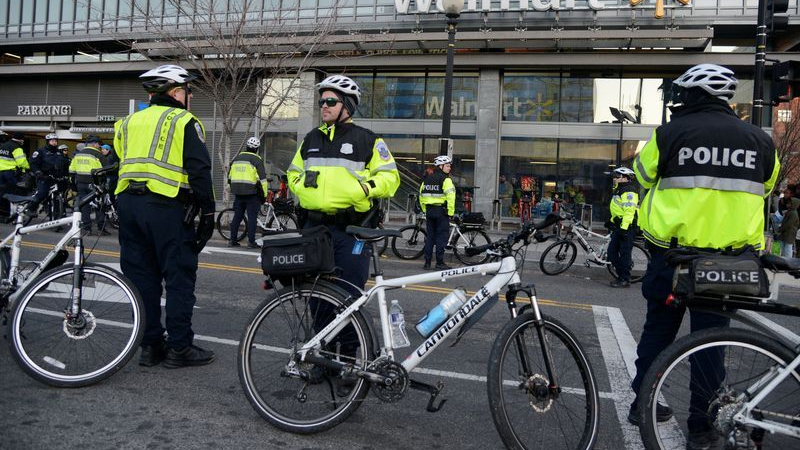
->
<box><xmin>773</xmin><ymin>98</ymin><xmax>800</xmax><ymax>187</ymax></box>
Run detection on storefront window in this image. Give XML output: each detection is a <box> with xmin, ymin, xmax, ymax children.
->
<box><xmin>498</xmin><ymin>137</ymin><xmax>557</xmax><ymax>216</ymax></box>
<box><xmin>373</xmin><ymin>73</ymin><xmax>426</xmax><ymax>119</ymax></box>
<box><xmin>350</xmin><ymin>74</ymin><xmax>374</xmax><ymax>119</ymax></box>
<box><xmin>424</xmin><ymin>74</ymin><xmax>478</xmax><ymax>120</ymax></box>
<box><xmin>502</xmin><ymin>74</ymin><xmax>560</xmax><ymax>122</ymax></box>
<box><xmin>559</xmin><ymin>139</ymin><xmax>616</xmax><ymax>221</ymax></box>
<box><xmin>263</xmin><ymin>77</ymin><xmax>300</xmax><ymax>119</ymax></box>
<box><xmin>560</xmin><ymin>74</ymin><xmax>596</xmax><ymax>123</ymax></box>
<box><xmin>261</xmin><ymin>132</ymin><xmax>298</xmax><ymax>177</ymax></box>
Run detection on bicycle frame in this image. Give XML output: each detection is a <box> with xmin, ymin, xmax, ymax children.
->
<box><xmin>1</xmin><ymin>200</ymin><xmax>85</xmax><ymax>309</ymax></box>
<box><xmin>563</xmin><ymin>219</ymin><xmax>611</xmax><ymax>265</ymax></box>
<box><xmin>297</xmin><ymin>255</ymin><xmax>525</xmax><ymax>374</ymax></box>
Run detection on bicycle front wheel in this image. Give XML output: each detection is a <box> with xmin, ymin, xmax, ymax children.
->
<box><xmin>539</xmin><ymin>240</ymin><xmax>577</xmax><ymax>275</ymax></box>
<box><xmin>391</xmin><ymin>225</ymin><xmax>427</xmax><ymax>260</ymax></box>
<box><xmin>607</xmin><ymin>241</ymin><xmax>651</xmax><ymax>283</ymax></box>
<box><xmin>7</xmin><ymin>264</ymin><xmax>143</xmax><ymax>387</ymax></box>
<box><xmin>216</xmin><ymin>207</ymin><xmax>246</xmax><ymax>242</ymax></box>
<box><xmin>238</xmin><ymin>280</ymin><xmax>374</xmax><ymax>434</ymax></box>
<box><xmin>453</xmin><ymin>228</ymin><xmax>491</xmax><ymax>265</ymax></box>
<box><xmin>639</xmin><ymin>327</ymin><xmax>800</xmax><ymax>450</ymax></box>
<box><xmin>488</xmin><ymin>312</ymin><xmax>599</xmax><ymax>450</ymax></box>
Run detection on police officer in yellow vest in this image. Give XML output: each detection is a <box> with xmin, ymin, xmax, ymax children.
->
<box><xmin>627</xmin><ymin>64</ymin><xmax>780</xmax><ymax>449</ymax></box>
<box><xmin>288</xmin><ymin>75</ymin><xmax>400</xmax><ymax>295</ymax></box>
<box><xmin>419</xmin><ymin>155</ymin><xmax>456</xmax><ymax>270</ymax></box>
<box><xmin>69</xmin><ymin>135</ymin><xmax>106</xmax><ymax>235</ymax></box>
<box><xmin>0</xmin><ymin>132</ymin><xmax>29</xmax><ymax>216</ymax></box>
<box><xmin>607</xmin><ymin>166</ymin><xmax>639</xmax><ymax>288</ymax></box>
<box><xmin>114</xmin><ymin>64</ymin><xmax>216</xmax><ymax>369</ymax></box>
<box><xmin>228</xmin><ymin>136</ymin><xmax>269</xmax><ymax>248</ymax></box>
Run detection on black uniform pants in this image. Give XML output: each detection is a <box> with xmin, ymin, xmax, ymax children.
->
<box><xmin>630</xmin><ymin>244</ymin><xmax>730</xmax><ymax>432</ymax></box>
<box><xmin>607</xmin><ymin>227</ymin><xmax>635</xmax><ymax>281</ymax></box>
<box><xmin>423</xmin><ymin>205</ymin><xmax>449</xmax><ymax>264</ymax></box>
<box><xmin>118</xmin><ymin>192</ymin><xmax>199</xmax><ymax>349</ymax></box>
<box><xmin>231</xmin><ymin>194</ymin><xmax>260</xmax><ymax>244</ymax></box>
<box><xmin>0</xmin><ymin>170</ymin><xmax>17</xmax><ymax>216</ymax></box>
<box><xmin>76</xmin><ymin>182</ymin><xmax>104</xmax><ymax>231</ymax></box>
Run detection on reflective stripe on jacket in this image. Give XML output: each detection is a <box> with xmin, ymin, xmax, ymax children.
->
<box><xmin>287</xmin><ymin>121</ymin><xmax>400</xmax><ymax>214</ymax></box>
<box><xmin>69</xmin><ymin>145</ymin><xmax>103</xmax><ymax>183</ymax></box>
<box><xmin>419</xmin><ymin>170</ymin><xmax>456</xmax><ymax>216</ymax></box>
<box><xmin>229</xmin><ymin>151</ymin><xmax>268</xmax><ymax>196</ymax></box>
<box><xmin>113</xmin><ymin>105</ymin><xmax>202</xmax><ymax>198</ymax></box>
<box><xmin>609</xmin><ymin>183</ymin><xmax>638</xmax><ymax>231</ymax></box>
<box><xmin>0</xmin><ymin>140</ymin><xmax>29</xmax><ymax>172</ymax></box>
<box><xmin>633</xmin><ymin>99</ymin><xmax>779</xmax><ymax>250</ymax></box>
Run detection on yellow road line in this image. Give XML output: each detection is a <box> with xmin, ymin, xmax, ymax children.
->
<box><xmin>19</xmin><ymin>241</ymin><xmax>591</xmax><ymax>310</ymax></box>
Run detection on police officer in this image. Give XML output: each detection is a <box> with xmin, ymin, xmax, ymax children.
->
<box><xmin>228</xmin><ymin>136</ymin><xmax>269</xmax><ymax>248</ymax></box>
<box><xmin>69</xmin><ymin>135</ymin><xmax>107</xmax><ymax>235</ymax></box>
<box><xmin>419</xmin><ymin>155</ymin><xmax>456</xmax><ymax>270</ymax></box>
<box><xmin>607</xmin><ymin>166</ymin><xmax>638</xmax><ymax>288</ymax></box>
<box><xmin>114</xmin><ymin>64</ymin><xmax>216</xmax><ymax>369</ymax></box>
<box><xmin>288</xmin><ymin>75</ymin><xmax>400</xmax><ymax>295</ymax></box>
<box><xmin>628</xmin><ymin>64</ymin><xmax>780</xmax><ymax>450</ymax></box>
<box><xmin>0</xmin><ymin>132</ymin><xmax>30</xmax><ymax>216</ymax></box>
<box><xmin>28</xmin><ymin>133</ymin><xmax>70</xmax><ymax>219</ymax></box>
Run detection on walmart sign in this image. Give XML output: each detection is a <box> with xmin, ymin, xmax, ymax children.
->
<box><xmin>395</xmin><ymin>0</ymin><xmax>608</xmax><ymax>14</ymax></box>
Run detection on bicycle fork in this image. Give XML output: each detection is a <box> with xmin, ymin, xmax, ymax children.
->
<box><xmin>65</xmin><ymin>238</ymin><xmax>87</xmax><ymax>332</ymax></box>
<box><xmin>506</xmin><ymin>284</ymin><xmax>563</xmax><ymax>400</ymax></box>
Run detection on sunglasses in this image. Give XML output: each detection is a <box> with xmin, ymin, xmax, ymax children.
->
<box><xmin>319</xmin><ymin>98</ymin><xmax>341</xmax><ymax>107</ymax></box>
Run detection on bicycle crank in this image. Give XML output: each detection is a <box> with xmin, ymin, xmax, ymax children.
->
<box><xmin>369</xmin><ymin>359</ymin><xmax>409</xmax><ymax>403</ymax></box>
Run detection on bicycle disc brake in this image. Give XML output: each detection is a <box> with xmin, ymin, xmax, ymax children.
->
<box><xmin>63</xmin><ymin>309</ymin><xmax>97</xmax><ymax>339</ymax></box>
<box><xmin>369</xmin><ymin>358</ymin><xmax>409</xmax><ymax>403</ymax></box>
<box><xmin>523</xmin><ymin>373</ymin><xmax>554</xmax><ymax>412</ymax></box>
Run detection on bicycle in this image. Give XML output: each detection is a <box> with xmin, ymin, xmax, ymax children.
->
<box><xmin>1</xmin><ymin>167</ymin><xmax>144</xmax><ymax>387</ymax></box>
<box><xmin>216</xmin><ymin>196</ymin><xmax>299</xmax><ymax>242</ymax></box>
<box><xmin>390</xmin><ymin>213</ymin><xmax>492</xmax><ymax>265</ymax></box>
<box><xmin>21</xmin><ymin>175</ymin><xmax>71</xmax><ymax>227</ymax></box>
<box><xmin>89</xmin><ymin>182</ymin><xmax>119</xmax><ymax>229</ymax></box>
<box><xmin>637</xmin><ymin>252</ymin><xmax>800</xmax><ymax>449</ymax></box>
<box><xmin>538</xmin><ymin>212</ymin><xmax>651</xmax><ymax>282</ymax></box>
<box><xmin>237</xmin><ymin>214</ymin><xmax>600</xmax><ymax>449</ymax></box>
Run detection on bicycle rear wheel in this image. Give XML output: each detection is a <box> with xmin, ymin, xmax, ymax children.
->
<box><xmin>7</xmin><ymin>263</ymin><xmax>143</xmax><ymax>387</ymax></box>
<box><xmin>238</xmin><ymin>280</ymin><xmax>374</xmax><ymax>434</ymax></box>
<box><xmin>639</xmin><ymin>327</ymin><xmax>800</xmax><ymax>450</ymax></box>
<box><xmin>269</xmin><ymin>212</ymin><xmax>298</xmax><ymax>231</ymax></box>
<box><xmin>488</xmin><ymin>312</ymin><xmax>599</xmax><ymax>450</ymax></box>
<box><xmin>216</xmin><ymin>207</ymin><xmax>246</xmax><ymax>242</ymax></box>
<box><xmin>607</xmin><ymin>241</ymin><xmax>651</xmax><ymax>283</ymax></box>
<box><xmin>391</xmin><ymin>225</ymin><xmax>427</xmax><ymax>260</ymax></box>
<box><xmin>453</xmin><ymin>228</ymin><xmax>491</xmax><ymax>265</ymax></box>
<box><xmin>539</xmin><ymin>240</ymin><xmax>577</xmax><ymax>275</ymax></box>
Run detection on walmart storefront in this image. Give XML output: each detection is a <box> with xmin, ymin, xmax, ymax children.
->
<box><xmin>0</xmin><ymin>0</ymin><xmax>797</xmax><ymax>221</ymax></box>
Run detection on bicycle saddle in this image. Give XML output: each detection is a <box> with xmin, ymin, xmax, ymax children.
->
<box><xmin>345</xmin><ymin>226</ymin><xmax>402</xmax><ymax>242</ymax></box>
<box><xmin>4</xmin><ymin>194</ymin><xmax>35</xmax><ymax>204</ymax></box>
<box><xmin>531</xmin><ymin>212</ymin><xmax>562</xmax><ymax>230</ymax></box>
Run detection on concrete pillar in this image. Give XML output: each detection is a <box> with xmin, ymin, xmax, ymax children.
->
<box><xmin>474</xmin><ymin>69</ymin><xmax>500</xmax><ymax>217</ymax></box>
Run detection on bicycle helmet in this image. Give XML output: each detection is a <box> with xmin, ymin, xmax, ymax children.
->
<box><xmin>246</xmin><ymin>137</ymin><xmax>261</xmax><ymax>149</ymax></box>
<box><xmin>45</xmin><ymin>133</ymin><xmax>58</xmax><ymax>140</ymax></box>
<box><xmin>140</xmin><ymin>64</ymin><xmax>197</xmax><ymax>93</ymax></box>
<box><xmin>57</xmin><ymin>144</ymin><xmax>69</xmax><ymax>151</ymax></box>
<box><xmin>434</xmin><ymin>155</ymin><xmax>453</xmax><ymax>166</ymax></box>
<box><xmin>613</xmin><ymin>167</ymin><xmax>636</xmax><ymax>178</ymax></box>
<box><xmin>673</xmin><ymin>64</ymin><xmax>738</xmax><ymax>100</ymax></box>
<box><xmin>316</xmin><ymin>75</ymin><xmax>361</xmax><ymax>105</ymax></box>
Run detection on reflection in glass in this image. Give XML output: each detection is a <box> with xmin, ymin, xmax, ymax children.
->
<box><xmin>263</xmin><ymin>77</ymin><xmax>300</xmax><ymax>119</ymax></box>
<box><xmin>502</xmin><ymin>75</ymin><xmax>559</xmax><ymax>121</ymax></box>
<box><xmin>373</xmin><ymin>74</ymin><xmax>426</xmax><ymax>119</ymax></box>
<box><xmin>425</xmin><ymin>75</ymin><xmax>478</xmax><ymax>120</ymax></box>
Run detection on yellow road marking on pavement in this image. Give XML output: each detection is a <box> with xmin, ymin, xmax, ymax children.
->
<box><xmin>20</xmin><ymin>241</ymin><xmax>591</xmax><ymax>310</ymax></box>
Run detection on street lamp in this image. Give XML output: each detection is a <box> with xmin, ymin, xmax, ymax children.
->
<box><xmin>609</xmin><ymin>106</ymin><xmax>639</xmax><ymax>166</ymax></box>
<box><xmin>439</xmin><ymin>0</ymin><xmax>464</xmax><ymax>156</ymax></box>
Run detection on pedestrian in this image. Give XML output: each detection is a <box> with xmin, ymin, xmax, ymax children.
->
<box><xmin>777</xmin><ymin>197</ymin><xmax>799</xmax><ymax>257</ymax></box>
<box><xmin>628</xmin><ymin>63</ymin><xmax>779</xmax><ymax>450</ymax></box>
<box><xmin>69</xmin><ymin>135</ymin><xmax>108</xmax><ymax>235</ymax></box>
<box><xmin>0</xmin><ymin>132</ymin><xmax>30</xmax><ymax>216</ymax></box>
<box><xmin>498</xmin><ymin>174</ymin><xmax>513</xmax><ymax>216</ymax></box>
<box><xmin>287</xmin><ymin>75</ymin><xmax>400</xmax><ymax>395</ymax></box>
<box><xmin>27</xmin><ymin>133</ymin><xmax>70</xmax><ymax>220</ymax></box>
<box><xmin>607</xmin><ymin>166</ymin><xmax>638</xmax><ymax>288</ymax></box>
<box><xmin>228</xmin><ymin>136</ymin><xmax>269</xmax><ymax>248</ymax></box>
<box><xmin>114</xmin><ymin>64</ymin><xmax>216</xmax><ymax>369</ymax></box>
<box><xmin>419</xmin><ymin>155</ymin><xmax>456</xmax><ymax>270</ymax></box>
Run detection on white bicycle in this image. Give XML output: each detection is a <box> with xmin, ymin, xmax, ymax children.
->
<box><xmin>237</xmin><ymin>215</ymin><xmax>600</xmax><ymax>449</ymax></box>
<box><xmin>638</xmin><ymin>252</ymin><xmax>800</xmax><ymax>449</ymax></box>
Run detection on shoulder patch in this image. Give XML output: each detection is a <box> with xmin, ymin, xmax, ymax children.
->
<box><xmin>31</xmin><ymin>151</ymin><xmax>39</xmax><ymax>158</ymax></box>
<box><xmin>626</xmin><ymin>193</ymin><xmax>634</xmax><ymax>200</ymax></box>
<box><xmin>376</xmin><ymin>141</ymin><xmax>390</xmax><ymax>161</ymax></box>
<box><xmin>194</xmin><ymin>123</ymin><xmax>205</xmax><ymax>144</ymax></box>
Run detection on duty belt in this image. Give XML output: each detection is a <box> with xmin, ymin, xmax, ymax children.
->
<box><xmin>124</xmin><ymin>181</ymin><xmax>192</xmax><ymax>204</ymax></box>
<box><xmin>302</xmin><ymin>207</ymin><xmax>370</xmax><ymax>227</ymax></box>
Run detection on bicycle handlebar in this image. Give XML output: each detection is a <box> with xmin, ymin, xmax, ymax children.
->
<box><xmin>464</xmin><ymin>212</ymin><xmax>566</xmax><ymax>257</ymax></box>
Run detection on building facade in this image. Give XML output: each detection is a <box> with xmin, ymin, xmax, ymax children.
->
<box><xmin>1</xmin><ymin>0</ymin><xmax>798</xmax><ymax>221</ymax></box>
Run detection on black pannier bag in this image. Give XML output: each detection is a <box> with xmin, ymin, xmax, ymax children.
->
<box><xmin>260</xmin><ymin>226</ymin><xmax>335</xmax><ymax>278</ymax></box>
<box><xmin>461</xmin><ymin>212</ymin><xmax>485</xmax><ymax>225</ymax></box>
<box><xmin>272</xmin><ymin>197</ymin><xmax>294</xmax><ymax>214</ymax></box>
<box><xmin>672</xmin><ymin>249</ymin><xmax>769</xmax><ymax>300</ymax></box>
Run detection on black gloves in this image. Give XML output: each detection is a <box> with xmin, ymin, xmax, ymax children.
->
<box><xmin>193</xmin><ymin>213</ymin><xmax>215</xmax><ymax>253</ymax></box>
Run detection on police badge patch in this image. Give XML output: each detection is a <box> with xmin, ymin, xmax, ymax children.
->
<box><xmin>194</xmin><ymin>123</ymin><xmax>205</xmax><ymax>144</ymax></box>
<box><xmin>377</xmin><ymin>141</ymin><xmax>390</xmax><ymax>161</ymax></box>
<box><xmin>340</xmin><ymin>143</ymin><xmax>354</xmax><ymax>155</ymax></box>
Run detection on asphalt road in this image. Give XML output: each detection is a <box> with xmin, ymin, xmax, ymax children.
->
<box><xmin>1</xmin><ymin>225</ymin><xmax>798</xmax><ymax>450</ymax></box>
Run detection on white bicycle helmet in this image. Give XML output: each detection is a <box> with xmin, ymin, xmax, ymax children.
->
<box><xmin>673</xmin><ymin>64</ymin><xmax>738</xmax><ymax>100</ymax></box>
<box><xmin>57</xmin><ymin>144</ymin><xmax>69</xmax><ymax>151</ymax></box>
<box><xmin>140</xmin><ymin>65</ymin><xmax>197</xmax><ymax>93</ymax></box>
<box><xmin>45</xmin><ymin>133</ymin><xmax>58</xmax><ymax>140</ymax></box>
<box><xmin>246</xmin><ymin>137</ymin><xmax>261</xmax><ymax>149</ymax></box>
<box><xmin>434</xmin><ymin>155</ymin><xmax>453</xmax><ymax>166</ymax></box>
<box><xmin>316</xmin><ymin>75</ymin><xmax>361</xmax><ymax>105</ymax></box>
<box><xmin>613</xmin><ymin>167</ymin><xmax>635</xmax><ymax>178</ymax></box>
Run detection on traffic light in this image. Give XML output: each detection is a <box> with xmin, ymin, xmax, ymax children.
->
<box><xmin>767</xmin><ymin>0</ymin><xmax>790</xmax><ymax>34</ymax></box>
<box><xmin>771</xmin><ymin>60</ymin><xmax>800</xmax><ymax>105</ymax></box>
